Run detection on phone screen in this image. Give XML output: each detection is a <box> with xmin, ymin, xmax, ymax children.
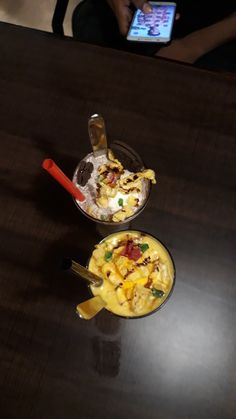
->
<box><xmin>127</xmin><ymin>2</ymin><xmax>176</xmax><ymax>43</ymax></box>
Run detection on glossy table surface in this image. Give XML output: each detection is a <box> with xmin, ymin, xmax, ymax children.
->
<box><xmin>0</xmin><ymin>23</ymin><xmax>236</xmax><ymax>419</ymax></box>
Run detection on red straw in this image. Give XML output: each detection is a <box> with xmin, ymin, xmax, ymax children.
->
<box><xmin>42</xmin><ymin>159</ymin><xmax>85</xmax><ymax>202</ymax></box>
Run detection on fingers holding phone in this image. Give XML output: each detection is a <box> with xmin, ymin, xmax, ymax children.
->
<box><xmin>106</xmin><ymin>0</ymin><xmax>130</xmax><ymax>35</ymax></box>
<box><xmin>107</xmin><ymin>0</ymin><xmax>152</xmax><ymax>36</ymax></box>
<box><xmin>132</xmin><ymin>0</ymin><xmax>152</xmax><ymax>13</ymax></box>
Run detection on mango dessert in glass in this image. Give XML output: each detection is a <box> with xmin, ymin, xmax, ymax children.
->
<box><xmin>88</xmin><ymin>231</ymin><xmax>175</xmax><ymax>318</ymax></box>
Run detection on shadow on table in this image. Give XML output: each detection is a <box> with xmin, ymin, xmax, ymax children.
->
<box><xmin>13</xmin><ymin>222</ymin><xmax>122</xmax><ymax>331</ymax></box>
<box><xmin>33</xmin><ymin>152</ymin><xmax>86</xmax><ymax>227</ymax></box>
<box><xmin>3</xmin><ymin>224</ymin><xmax>122</xmax><ymax>377</ymax></box>
<box><xmin>32</xmin><ymin>229</ymin><xmax>122</xmax><ymax>377</ymax></box>
<box><xmin>2</xmin><ymin>137</ymin><xmax>123</xmax><ymax>377</ymax></box>
<box><xmin>0</xmin><ymin>133</ymin><xmax>88</xmax><ymax>226</ymax></box>
<box><xmin>92</xmin><ymin>335</ymin><xmax>121</xmax><ymax>377</ymax></box>
<box><xmin>22</xmin><ymin>228</ymin><xmax>100</xmax><ymax>303</ymax></box>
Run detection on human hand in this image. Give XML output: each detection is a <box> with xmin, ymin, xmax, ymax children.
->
<box><xmin>107</xmin><ymin>0</ymin><xmax>152</xmax><ymax>36</ymax></box>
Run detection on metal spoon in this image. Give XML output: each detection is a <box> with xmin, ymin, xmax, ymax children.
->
<box><xmin>88</xmin><ymin>114</ymin><xmax>108</xmax><ymax>157</ymax></box>
<box><xmin>63</xmin><ymin>258</ymin><xmax>103</xmax><ymax>287</ymax></box>
<box><xmin>63</xmin><ymin>258</ymin><xmax>105</xmax><ymax>320</ymax></box>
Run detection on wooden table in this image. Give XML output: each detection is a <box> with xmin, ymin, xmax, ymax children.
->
<box><xmin>0</xmin><ymin>23</ymin><xmax>236</xmax><ymax>419</ymax></box>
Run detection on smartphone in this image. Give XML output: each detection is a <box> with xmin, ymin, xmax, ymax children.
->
<box><xmin>127</xmin><ymin>2</ymin><xmax>176</xmax><ymax>43</ymax></box>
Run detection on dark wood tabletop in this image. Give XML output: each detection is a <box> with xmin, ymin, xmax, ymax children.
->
<box><xmin>0</xmin><ymin>22</ymin><xmax>236</xmax><ymax>419</ymax></box>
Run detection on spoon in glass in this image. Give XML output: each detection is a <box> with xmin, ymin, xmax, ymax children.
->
<box><xmin>88</xmin><ymin>114</ymin><xmax>108</xmax><ymax>157</ymax></box>
<box><xmin>63</xmin><ymin>258</ymin><xmax>103</xmax><ymax>287</ymax></box>
<box><xmin>63</xmin><ymin>258</ymin><xmax>106</xmax><ymax>319</ymax></box>
<box><xmin>76</xmin><ymin>295</ymin><xmax>106</xmax><ymax>320</ymax></box>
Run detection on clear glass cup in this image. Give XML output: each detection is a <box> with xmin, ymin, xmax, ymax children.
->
<box><xmin>72</xmin><ymin>143</ymin><xmax>152</xmax><ymax>237</ymax></box>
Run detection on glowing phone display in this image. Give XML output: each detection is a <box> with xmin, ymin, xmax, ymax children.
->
<box><xmin>127</xmin><ymin>2</ymin><xmax>176</xmax><ymax>43</ymax></box>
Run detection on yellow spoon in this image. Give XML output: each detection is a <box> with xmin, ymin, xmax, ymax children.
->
<box><xmin>76</xmin><ymin>295</ymin><xmax>106</xmax><ymax>320</ymax></box>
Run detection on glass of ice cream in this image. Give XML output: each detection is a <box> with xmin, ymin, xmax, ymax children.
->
<box><xmin>72</xmin><ymin>115</ymin><xmax>156</xmax><ymax>236</ymax></box>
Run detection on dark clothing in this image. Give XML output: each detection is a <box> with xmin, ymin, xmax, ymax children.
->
<box><xmin>72</xmin><ymin>0</ymin><xmax>159</xmax><ymax>56</ymax></box>
<box><xmin>72</xmin><ymin>0</ymin><xmax>236</xmax><ymax>71</ymax></box>
<box><xmin>177</xmin><ymin>0</ymin><xmax>236</xmax><ymax>33</ymax></box>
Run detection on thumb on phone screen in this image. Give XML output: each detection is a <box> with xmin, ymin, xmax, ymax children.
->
<box><xmin>132</xmin><ymin>1</ymin><xmax>152</xmax><ymax>13</ymax></box>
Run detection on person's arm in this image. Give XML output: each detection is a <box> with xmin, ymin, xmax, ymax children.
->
<box><xmin>106</xmin><ymin>0</ymin><xmax>152</xmax><ymax>35</ymax></box>
<box><xmin>156</xmin><ymin>12</ymin><xmax>236</xmax><ymax>64</ymax></box>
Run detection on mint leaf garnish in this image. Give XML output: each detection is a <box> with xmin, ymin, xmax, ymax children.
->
<box><xmin>152</xmin><ymin>288</ymin><xmax>164</xmax><ymax>298</ymax></box>
<box><xmin>139</xmin><ymin>243</ymin><xmax>149</xmax><ymax>253</ymax></box>
<box><xmin>104</xmin><ymin>251</ymin><xmax>113</xmax><ymax>262</ymax></box>
<box><xmin>118</xmin><ymin>198</ymin><xmax>124</xmax><ymax>207</ymax></box>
